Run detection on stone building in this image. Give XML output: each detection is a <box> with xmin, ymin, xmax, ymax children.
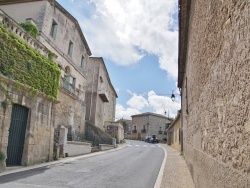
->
<box><xmin>85</xmin><ymin>57</ymin><xmax>118</xmax><ymax>131</ymax></box>
<box><xmin>131</xmin><ymin>112</ymin><xmax>170</xmax><ymax>141</ymax></box>
<box><xmin>178</xmin><ymin>0</ymin><xmax>250</xmax><ymax>187</ymax></box>
<box><xmin>167</xmin><ymin>112</ymin><xmax>181</xmax><ymax>151</ymax></box>
<box><xmin>105</xmin><ymin>122</ymin><xmax>124</xmax><ymax>143</ymax></box>
<box><xmin>0</xmin><ymin>10</ymin><xmax>60</xmax><ymax>167</ymax></box>
<box><xmin>116</xmin><ymin>119</ymin><xmax>132</xmax><ymax>139</ymax></box>
<box><xmin>0</xmin><ymin>0</ymin><xmax>92</xmax><ymax>138</ymax></box>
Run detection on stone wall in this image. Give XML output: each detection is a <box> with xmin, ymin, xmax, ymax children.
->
<box><xmin>55</xmin><ymin>89</ymin><xmax>86</xmax><ymax>138</ymax></box>
<box><xmin>64</xmin><ymin>141</ymin><xmax>91</xmax><ymax>157</ymax></box>
<box><xmin>0</xmin><ymin>77</ymin><xmax>54</xmax><ymax>166</ymax></box>
<box><xmin>180</xmin><ymin>0</ymin><xmax>250</xmax><ymax>187</ymax></box>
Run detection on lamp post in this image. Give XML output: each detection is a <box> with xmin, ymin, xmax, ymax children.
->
<box><xmin>164</xmin><ymin>108</ymin><xmax>169</xmax><ymax>119</ymax></box>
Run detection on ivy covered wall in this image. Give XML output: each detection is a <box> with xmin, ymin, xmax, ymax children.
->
<box><xmin>0</xmin><ymin>24</ymin><xmax>60</xmax><ymax>100</ymax></box>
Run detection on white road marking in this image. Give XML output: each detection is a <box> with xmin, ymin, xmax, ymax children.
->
<box><xmin>143</xmin><ymin>145</ymin><xmax>147</xmax><ymax>147</ymax></box>
<box><xmin>135</xmin><ymin>145</ymin><xmax>140</xmax><ymax>146</ymax></box>
<box><xmin>128</xmin><ymin>145</ymin><xmax>132</xmax><ymax>146</ymax></box>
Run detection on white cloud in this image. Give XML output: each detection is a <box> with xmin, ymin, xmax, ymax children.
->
<box><xmin>147</xmin><ymin>90</ymin><xmax>180</xmax><ymax>117</ymax></box>
<box><xmin>115</xmin><ymin>90</ymin><xmax>181</xmax><ymax>120</ymax></box>
<box><xmin>74</xmin><ymin>0</ymin><xmax>178</xmax><ymax>79</ymax></box>
<box><xmin>126</xmin><ymin>93</ymin><xmax>149</xmax><ymax>110</ymax></box>
<box><xmin>115</xmin><ymin>104</ymin><xmax>140</xmax><ymax>120</ymax></box>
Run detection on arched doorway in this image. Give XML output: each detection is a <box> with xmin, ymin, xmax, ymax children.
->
<box><xmin>6</xmin><ymin>104</ymin><xmax>29</xmax><ymax>166</ymax></box>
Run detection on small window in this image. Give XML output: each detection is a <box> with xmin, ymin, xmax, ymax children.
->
<box><xmin>50</xmin><ymin>20</ymin><xmax>58</xmax><ymax>39</ymax></box>
<box><xmin>81</xmin><ymin>56</ymin><xmax>85</xmax><ymax>69</ymax></box>
<box><xmin>68</xmin><ymin>41</ymin><xmax>73</xmax><ymax>57</ymax></box>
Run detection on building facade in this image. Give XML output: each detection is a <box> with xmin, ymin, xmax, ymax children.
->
<box><xmin>131</xmin><ymin>112</ymin><xmax>170</xmax><ymax>141</ymax></box>
<box><xmin>85</xmin><ymin>57</ymin><xmax>117</xmax><ymax>131</ymax></box>
<box><xmin>0</xmin><ymin>10</ymin><xmax>59</xmax><ymax>166</ymax></box>
<box><xmin>178</xmin><ymin>0</ymin><xmax>250</xmax><ymax>187</ymax></box>
<box><xmin>0</xmin><ymin>0</ymin><xmax>92</xmax><ymax>138</ymax></box>
<box><xmin>167</xmin><ymin>113</ymin><xmax>181</xmax><ymax>151</ymax></box>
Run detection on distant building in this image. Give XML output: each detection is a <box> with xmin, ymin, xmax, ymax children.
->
<box><xmin>131</xmin><ymin>112</ymin><xmax>170</xmax><ymax>141</ymax></box>
<box><xmin>116</xmin><ymin>119</ymin><xmax>132</xmax><ymax>139</ymax></box>
<box><xmin>105</xmin><ymin>122</ymin><xmax>124</xmax><ymax>143</ymax></box>
<box><xmin>85</xmin><ymin>57</ymin><xmax>118</xmax><ymax>131</ymax></box>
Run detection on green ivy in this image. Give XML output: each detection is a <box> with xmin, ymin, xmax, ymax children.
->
<box><xmin>20</xmin><ymin>22</ymin><xmax>39</xmax><ymax>38</ymax></box>
<box><xmin>0</xmin><ymin>150</ymin><xmax>5</xmax><ymax>161</ymax></box>
<box><xmin>0</xmin><ymin>24</ymin><xmax>60</xmax><ymax>101</ymax></box>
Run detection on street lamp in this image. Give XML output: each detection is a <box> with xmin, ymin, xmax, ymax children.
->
<box><xmin>164</xmin><ymin>108</ymin><xmax>169</xmax><ymax>119</ymax></box>
<box><xmin>171</xmin><ymin>93</ymin><xmax>175</xmax><ymax>102</ymax></box>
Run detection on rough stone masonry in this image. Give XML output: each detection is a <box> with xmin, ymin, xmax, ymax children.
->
<box><xmin>178</xmin><ymin>0</ymin><xmax>250</xmax><ymax>187</ymax></box>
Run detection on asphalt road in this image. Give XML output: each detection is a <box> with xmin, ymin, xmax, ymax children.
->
<box><xmin>0</xmin><ymin>140</ymin><xmax>165</xmax><ymax>188</ymax></box>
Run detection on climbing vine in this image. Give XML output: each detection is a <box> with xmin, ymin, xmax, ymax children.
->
<box><xmin>20</xmin><ymin>22</ymin><xmax>39</xmax><ymax>38</ymax></box>
<box><xmin>0</xmin><ymin>24</ymin><xmax>61</xmax><ymax>101</ymax></box>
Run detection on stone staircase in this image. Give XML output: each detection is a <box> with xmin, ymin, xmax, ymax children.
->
<box><xmin>85</xmin><ymin>121</ymin><xmax>114</xmax><ymax>147</ymax></box>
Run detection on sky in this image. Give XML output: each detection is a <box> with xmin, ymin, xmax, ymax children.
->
<box><xmin>57</xmin><ymin>0</ymin><xmax>181</xmax><ymax>120</ymax></box>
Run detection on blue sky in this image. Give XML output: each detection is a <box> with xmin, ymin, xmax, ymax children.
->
<box><xmin>57</xmin><ymin>0</ymin><xmax>181</xmax><ymax>120</ymax></box>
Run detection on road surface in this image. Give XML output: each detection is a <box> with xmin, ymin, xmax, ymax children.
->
<box><xmin>0</xmin><ymin>140</ymin><xmax>165</xmax><ymax>188</ymax></box>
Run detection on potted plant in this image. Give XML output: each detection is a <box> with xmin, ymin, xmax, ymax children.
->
<box><xmin>0</xmin><ymin>151</ymin><xmax>6</xmax><ymax>172</ymax></box>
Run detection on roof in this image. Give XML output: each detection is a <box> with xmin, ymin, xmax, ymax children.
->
<box><xmin>131</xmin><ymin>112</ymin><xmax>169</xmax><ymax>120</ymax></box>
<box><xmin>177</xmin><ymin>0</ymin><xmax>191</xmax><ymax>88</ymax></box>
<box><xmin>0</xmin><ymin>0</ymin><xmax>92</xmax><ymax>56</ymax></box>
<box><xmin>89</xmin><ymin>57</ymin><xmax>118</xmax><ymax>98</ymax></box>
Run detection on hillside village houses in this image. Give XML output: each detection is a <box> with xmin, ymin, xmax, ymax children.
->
<box><xmin>178</xmin><ymin>0</ymin><xmax>250</xmax><ymax>187</ymax></box>
<box><xmin>0</xmin><ymin>0</ymin><xmax>117</xmax><ymax>170</ymax></box>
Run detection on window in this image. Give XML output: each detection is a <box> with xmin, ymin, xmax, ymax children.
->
<box><xmin>81</xmin><ymin>56</ymin><xmax>85</xmax><ymax>69</ymax></box>
<box><xmin>68</xmin><ymin>41</ymin><xmax>73</xmax><ymax>57</ymax></box>
<box><xmin>50</xmin><ymin>20</ymin><xmax>58</xmax><ymax>39</ymax></box>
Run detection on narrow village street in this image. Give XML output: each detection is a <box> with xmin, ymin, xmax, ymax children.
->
<box><xmin>0</xmin><ymin>140</ymin><xmax>164</xmax><ymax>188</ymax></box>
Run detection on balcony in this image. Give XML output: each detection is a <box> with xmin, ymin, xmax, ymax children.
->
<box><xmin>60</xmin><ymin>77</ymin><xmax>80</xmax><ymax>99</ymax></box>
<box><xmin>141</xmin><ymin>129</ymin><xmax>146</xmax><ymax>133</ymax></box>
<box><xmin>164</xmin><ymin>131</ymin><xmax>168</xmax><ymax>135</ymax></box>
<box><xmin>159</xmin><ymin>130</ymin><xmax>163</xmax><ymax>134</ymax></box>
<box><xmin>98</xmin><ymin>87</ymin><xmax>109</xmax><ymax>102</ymax></box>
<box><xmin>0</xmin><ymin>10</ymin><xmax>52</xmax><ymax>59</ymax></box>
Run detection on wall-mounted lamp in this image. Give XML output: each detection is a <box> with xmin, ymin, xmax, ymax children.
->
<box><xmin>171</xmin><ymin>93</ymin><xmax>175</xmax><ymax>102</ymax></box>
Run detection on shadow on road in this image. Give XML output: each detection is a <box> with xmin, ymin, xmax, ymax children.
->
<box><xmin>0</xmin><ymin>166</ymin><xmax>48</xmax><ymax>184</ymax></box>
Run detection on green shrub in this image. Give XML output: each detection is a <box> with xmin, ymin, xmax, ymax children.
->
<box><xmin>20</xmin><ymin>22</ymin><xmax>39</xmax><ymax>38</ymax></box>
<box><xmin>0</xmin><ymin>23</ymin><xmax>60</xmax><ymax>100</ymax></box>
<box><xmin>0</xmin><ymin>151</ymin><xmax>5</xmax><ymax>161</ymax></box>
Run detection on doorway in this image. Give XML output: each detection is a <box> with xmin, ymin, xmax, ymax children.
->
<box><xmin>6</xmin><ymin>104</ymin><xmax>29</xmax><ymax>166</ymax></box>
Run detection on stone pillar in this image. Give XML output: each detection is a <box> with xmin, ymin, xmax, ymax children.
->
<box><xmin>59</xmin><ymin>125</ymin><xmax>68</xmax><ymax>157</ymax></box>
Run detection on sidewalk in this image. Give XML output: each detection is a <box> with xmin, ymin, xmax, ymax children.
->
<box><xmin>159</xmin><ymin>144</ymin><xmax>196</xmax><ymax>188</ymax></box>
